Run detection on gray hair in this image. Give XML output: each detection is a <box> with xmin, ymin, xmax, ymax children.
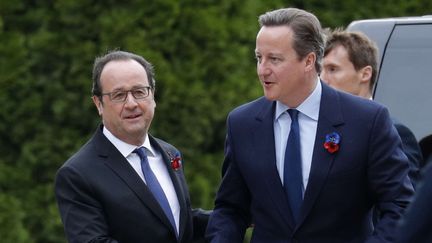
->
<box><xmin>259</xmin><ymin>8</ymin><xmax>325</xmax><ymax>73</ymax></box>
<box><xmin>92</xmin><ymin>50</ymin><xmax>155</xmax><ymax>97</ymax></box>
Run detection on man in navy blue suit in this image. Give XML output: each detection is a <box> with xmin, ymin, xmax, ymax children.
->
<box><xmin>206</xmin><ymin>8</ymin><xmax>414</xmax><ymax>243</ymax></box>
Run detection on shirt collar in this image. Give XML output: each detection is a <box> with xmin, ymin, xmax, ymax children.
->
<box><xmin>102</xmin><ymin>126</ymin><xmax>155</xmax><ymax>157</ymax></box>
<box><xmin>275</xmin><ymin>79</ymin><xmax>321</xmax><ymax>121</ymax></box>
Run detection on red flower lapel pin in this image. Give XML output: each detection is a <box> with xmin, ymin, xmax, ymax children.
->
<box><xmin>324</xmin><ymin>132</ymin><xmax>341</xmax><ymax>154</ymax></box>
<box><xmin>170</xmin><ymin>152</ymin><xmax>182</xmax><ymax>171</ymax></box>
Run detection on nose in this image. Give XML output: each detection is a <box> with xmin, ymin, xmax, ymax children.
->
<box><xmin>124</xmin><ymin>92</ymin><xmax>138</xmax><ymax>107</ymax></box>
<box><xmin>257</xmin><ymin>61</ymin><xmax>271</xmax><ymax>77</ymax></box>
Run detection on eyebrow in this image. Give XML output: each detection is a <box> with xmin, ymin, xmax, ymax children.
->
<box><xmin>254</xmin><ymin>51</ymin><xmax>283</xmax><ymax>57</ymax></box>
<box><xmin>111</xmin><ymin>85</ymin><xmax>148</xmax><ymax>91</ymax></box>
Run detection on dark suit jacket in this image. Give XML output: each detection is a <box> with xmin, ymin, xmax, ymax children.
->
<box><xmin>396</xmin><ymin>162</ymin><xmax>432</xmax><ymax>243</ymax></box>
<box><xmin>393</xmin><ymin>120</ymin><xmax>423</xmax><ymax>186</ymax></box>
<box><xmin>206</xmin><ymin>82</ymin><xmax>414</xmax><ymax>243</ymax></box>
<box><xmin>372</xmin><ymin>120</ymin><xmax>422</xmax><ymax>225</ymax></box>
<box><xmin>55</xmin><ymin>125</ymin><xmax>208</xmax><ymax>243</ymax></box>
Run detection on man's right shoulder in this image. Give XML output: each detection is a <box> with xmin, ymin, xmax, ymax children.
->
<box><xmin>59</xmin><ymin>137</ymin><xmax>99</xmax><ymax>172</ymax></box>
<box><xmin>229</xmin><ymin>96</ymin><xmax>271</xmax><ymax>117</ymax></box>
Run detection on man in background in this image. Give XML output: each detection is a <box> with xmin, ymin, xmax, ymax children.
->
<box><xmin>321</xmin><ymin>29</ymin><xmax>423</xmax><ymax>186</ymax></box>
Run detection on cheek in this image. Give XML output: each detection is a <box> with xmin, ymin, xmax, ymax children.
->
<box><xmin>149</xmin><ymin>100</ymin><xmax>156</xmax><ymax>111</ymax></box>
<box><xmin>275</xmin><ymin>66</ymin><xmax>291</xmax><ymax>79</ymax></box>
<box><xmin>320</xmin><ymin>71</ymin><xmax>330</xmax><ymax>82</ymax></box>
<box><xmin>105</xmin><ymin>107</ymin><xmax>121</xmax><ymax>123</ymax></box>
<box><xmin>141</xmin><ymin>100</ymin><xmax>156</xmax><ymax>115</ymax></box>
<box><xmin>333</xmin><ymin>71</ymin><xmax>347</xmax><ymax>83</ymax></box>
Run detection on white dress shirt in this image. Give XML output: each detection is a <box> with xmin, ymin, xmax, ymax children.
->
<box><xmin>274</xmin><ymin>80</ymin><xmax>322</xmax><ymax>195</ymax></box>
<box><xmin>103</xmin><ymin>127</ymin><xmax>180</xmax><ymax>232</ymax></box>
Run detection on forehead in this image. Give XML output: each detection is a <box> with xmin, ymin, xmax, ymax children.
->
<box><xmin>256</xmin><ymin>25</ymin><xmax>294</xmax><ymax>53</ymax></box>
<box><xmin>324</xmin><ymin>45</ymin><xmax>350</xmax><ymax>64</ymax></box>
<box><xmin>100</xmin><ymin>59</ymin><xmax>149</xmax><ymax>88</ymax></box>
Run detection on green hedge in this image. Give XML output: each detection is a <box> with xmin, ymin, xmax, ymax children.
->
<box><xmin>1</xmin><ymin>0</ymin><xmax>431</xmax><ymax>241</ymax></box>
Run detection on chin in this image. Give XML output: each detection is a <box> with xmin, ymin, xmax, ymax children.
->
<box><xmin>263</xmin><ymin>92</ymin><xmax>277</xmax><ymax>101</ymax></box>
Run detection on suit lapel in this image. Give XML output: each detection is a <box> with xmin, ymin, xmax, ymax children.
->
<box><xmin>252</xmin><ymin>99</ymin><xmax>296</xmax><ymax>230</ymax></box>
<box><xmin>296</xmin><ymin>83</ymin><xmax>344</xmax><ymax>227</ymax></box>
<box><xmin>93</xmin><ymin>128</ymin><xmax>178</xmax><ymax>238</ymax></box>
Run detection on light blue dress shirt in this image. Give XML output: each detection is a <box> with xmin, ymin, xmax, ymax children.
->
<box><xmin>274</xmin><ymin>80</ymin><xmax>322</xmax><ymax>195</ymax></box>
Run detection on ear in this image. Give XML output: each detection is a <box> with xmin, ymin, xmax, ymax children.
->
<box><xmin>304</xmin><ymin>52</ymin><xmax>316</xmax><ymax>72</ymax></box>
<box><xmin>360</xmin><ymin>65</ymin><xmax>373</xmax><ymax>83</ymax></box>
<box><xmin>92</xmin><ymin>96</ymin><xmax>103</xmax><ymax>116</ymax></box>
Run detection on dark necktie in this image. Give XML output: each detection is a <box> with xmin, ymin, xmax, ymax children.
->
<box><xmin>283</xmin><ymin>109</ymin><xmax>303</xmax><ymax>223</ymax></box>
<box><xmin>134</xmin><ymin>147</ymin><xmax>177</xmax><ymax>236</ymax></box>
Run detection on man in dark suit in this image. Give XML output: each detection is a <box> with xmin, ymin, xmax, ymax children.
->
<box><xmin>55</xmin><ymin>50</ymin><xmax>208</xmax><ymax>243</ymax></box>
<box><xmin>206</xmin><ymin>8</ymin><xmax>414</xmax><ymax>242</ymax></box>
<box><xmin>321</xmin><ymin>29</ymin><xmax>423</xmax><ymax>187</ymax></box>
<box><xmin>396</xmin><ymin>162</ymin><xmax>432</xmax><ymax>243</ymax></box>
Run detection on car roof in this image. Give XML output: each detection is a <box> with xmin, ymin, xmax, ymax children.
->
<box><xmin>347</xmin><ymin>16</ymin><xmax>432</xmax><ymax>64</ymax></box>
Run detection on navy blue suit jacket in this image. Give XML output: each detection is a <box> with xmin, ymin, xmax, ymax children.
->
<box><xmin>207</xmin><ymin>82</ymin><xmax>414</xmax><ymax>243</ymax></box>
<box><xmin>55</xmin><ymin>125</ymin><xmax>208</xmax><ymax>243</ymax></box>
<box><xmin>396</xmin><ymin>162</ymin><xmax>432</xmax><ymax>243</ymax></box>
<box><xmin>393</xmin><ymin>121</ymin><xmax>423</xmax><ymax>186</ymax></box>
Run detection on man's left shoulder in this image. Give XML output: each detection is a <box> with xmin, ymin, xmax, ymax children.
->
<box><xmin>322</xmin><ymin>82</ymin><xmax>384</xmax><ymax>113</ymax></box>
<box><xmin>337</xmin><ymin>89</ymin><xmax>386</xmax><ymax>114</ymax></box>
<box><xmin>150</xmin><ymin>136</ymin><xmax>180</xmax><ymax>158</ymax></box>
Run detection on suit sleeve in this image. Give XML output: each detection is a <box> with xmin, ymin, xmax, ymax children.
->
<box><xmin>394</xmin><ymin>122</ymin><xmax>423</xmax><ymax>186</ymax></box>
<box><xmin>191</xmin><ymin>208</ymin><xmax>211</xmax><ymax>242</ymax></box>
<box><xmin>55</xmin><ymin>165</ymin><xmax>118</xmax><ymax>243</ymax></box>
<box><xmin>366</xmin><ymin>107</ymin><xmax>415</xmax><ymax>243</ymax></box>
<box><xmin>206</xmin><ymin>116</ymin><xmax>251</xmax><ymax>243</ymax></box>
<box><xmin>396</xmin><ymin>163</ymin><xmax>432</xmax><ymax>243</ymax></box>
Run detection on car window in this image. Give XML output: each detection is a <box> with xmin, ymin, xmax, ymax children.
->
<box><xmin>374</xmin><ymin>24</ymin><xmax>432</xmax><ymax>141</ymax></box>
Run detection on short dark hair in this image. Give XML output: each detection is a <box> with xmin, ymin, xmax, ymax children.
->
<box><xmin>258</xmin><ymin>8</ymin><xmax>325</xmax><ymax>73</ymax></box>
<box><xmin>324</xmin><ymin>29</ymin><xmax>379</xmax><ymax>91</ymax></box>
<box><xmin>92</xmin><ymin>50</ymin><xmax>155</xmax><ymax>97</ymax></box>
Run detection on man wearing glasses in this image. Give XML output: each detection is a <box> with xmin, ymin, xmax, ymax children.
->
<box><xmin>55</xmin><ymin>50</ymin><xmax>208</xmax><ymax>243</ymax></box>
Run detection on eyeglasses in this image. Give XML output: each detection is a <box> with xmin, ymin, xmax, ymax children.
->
<box><xmin>101</xmin><ymin>87</ymin><xmax>152</xmax><ymax>103</ymax></box>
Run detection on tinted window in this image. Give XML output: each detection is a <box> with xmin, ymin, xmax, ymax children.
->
<box><xmin>374</xmin><ymin>24</ymin><xmax>432</xmax><ymax>141</ymax></box>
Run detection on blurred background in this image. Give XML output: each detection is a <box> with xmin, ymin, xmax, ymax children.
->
<box><xmin>1</xmin><ymin>0</ymin><xmax>431</xmax><ymax>242</ymax></box>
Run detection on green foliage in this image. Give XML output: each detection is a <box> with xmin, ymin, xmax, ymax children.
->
<box><xmin>0</xmin><ymin>194</ymin><xmax>31</xmax><ymax>243</ymax></box>
<box><xmin>0</xmin><ymin>0</ymin><xmax>430</xmax><ymax>241</ymax></box>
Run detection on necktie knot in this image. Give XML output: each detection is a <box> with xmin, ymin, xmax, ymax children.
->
<box><xmin>134</xmin><ymin>147</ymin><xmax>147</xmax><ymax>160</ymax></box>
<box><xmin>287</xmin><ymin>109</ymin><xmax>299</xmax><ymax>121</ymax></box>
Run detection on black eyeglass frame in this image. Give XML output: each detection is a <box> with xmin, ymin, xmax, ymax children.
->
<box><xmin>100</xmin><ymin>86</ymin><xmax>152</xmax><ymax>103</ymax></box>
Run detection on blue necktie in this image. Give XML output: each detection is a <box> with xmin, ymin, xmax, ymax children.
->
<box><xmin>284</xmin><ymin>109</ymin><xmax>303</xmax><ymax>223</ymax></box>
<box><xmin>134</xmin><ymin>147</ymin><xmax>177</xmax><ymax>236</ymax></box>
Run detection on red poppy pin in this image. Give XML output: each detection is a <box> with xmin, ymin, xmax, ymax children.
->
<box><xmin>324</xmin><ymin>132</ymin><xmax>341</xmax><ymax>154</ymax></box>
<box><xmin>170</xmin><ymin>152</ymin><xmax>182</xmax><ymax>170</ymax></box>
